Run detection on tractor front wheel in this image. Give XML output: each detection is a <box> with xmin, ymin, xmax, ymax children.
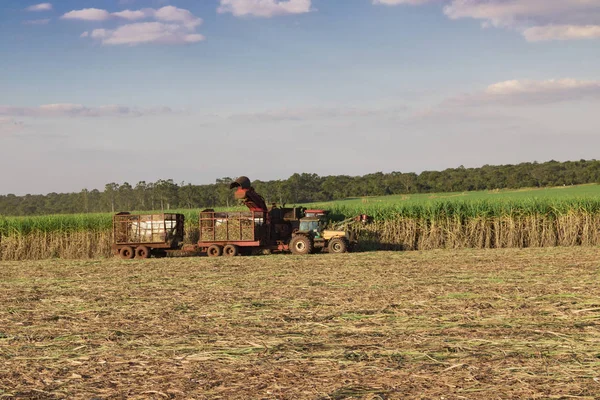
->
<box><xmin>328</xmin><ymin>237</ymin><xmax>349</xmax><ymax>254</ymax></box>
<box><xmin>290</xmin><ymin>235</ymin><xmax>313</xmax><ymax>255</ymax></box>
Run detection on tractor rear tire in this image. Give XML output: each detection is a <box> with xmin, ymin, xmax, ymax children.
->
<box><xmin>223</xmin><ymin>244</ymin><xmax>239</xmax><ymax>257</ymax></box>
<box><xmin>119</xmin><ymin>246</ymin><xmax>135</xmax><ymax>260</ymax></box>
<box><xmin>207</xmin><ymin>245</ymin><xmax>223</xmax><ymax>257</ymax></box>
<box><xmin>328</xmin><ymin>237</ymin><xmax>349</xmax><ymax>254</ymax></box>
<box><xmin>290</xmin><ymin>235</ymin><xmax>313</xmax><ymax>255</ymax></box>
<box><xmin>135</xmin><ymin>246</ymin><xmax>150</xmax><ymax>259</ymax></box>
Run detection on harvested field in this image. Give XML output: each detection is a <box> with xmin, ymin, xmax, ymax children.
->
<box><xmin>1</xmin><ymin>248</ymin><xmax>600</xmax><ymax>399</ymax></box>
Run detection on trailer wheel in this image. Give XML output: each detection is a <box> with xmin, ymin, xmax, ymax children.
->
<box><xmin>207</xmin><ymin>244</ymin><xmax>223</xmax><ymax>257</ymax></box>
<box><xmin>119</xmin><ymin>246</ymin><xmax>134</xmax><ymax>259</ymax></box>
<box><xmin>223</xmin><ymin>244</ymin><xmax>239</xmax><ymax>257</ymax></box>
<box><xmin>290</xmin><ymin>235</ymin><xmax>313</xmax><ymax>255</ymax></box>
<box><xmin>135</xmin><ymin>246</ymin><xmax>150</xmax><ymax>259</ymax></box>
<box><xmin>328</xmin><ymin>238</ymin><xmax>348</xmax><ymax>254</ymax></box>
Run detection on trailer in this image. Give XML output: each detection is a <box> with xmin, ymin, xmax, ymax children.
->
<box><xmin>112</xmin><ymin>212</ymin><xmax>185</xmax><ymax>259</ymax></box>
<box><xmin>197</xmin><ymin>209</ymin><xmax>295</xmax><ymax>256</ymax></box>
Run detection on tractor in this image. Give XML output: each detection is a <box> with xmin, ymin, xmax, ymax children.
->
<box><xmin>289</xmin><ymin>209</ymin><xmax>371</xmax><ymax>255</ymax></box>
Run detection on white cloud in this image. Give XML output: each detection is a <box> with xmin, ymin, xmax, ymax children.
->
<box><xmin>373</xmin><ymin>0</ymin><xmax>433</xmax><ymax>5</ymax></box>
<box><xmin>38</xmin><ymin>104</ymin><xmax>88</xmax><ymax>114</ymax></box>
<box><xmin>217</xmin><ymin>0</ymin><xmax>312</xmax><ymax>18</ymax></box>
<box><xmin>62</xmin><ymin>8</ymin><xmax>111</xmax><ymax>21</ymax></box>
<box><xmin>153</xmin><ymin>6</ymin><xmax>202</xmax><ymax>28</ymax></box>
<box><xmin>0</xmin><ymin>118</ymin><xmax>25</xmax><ymax>135</ymax></box>
<box><xmin>91</xmin><ymin>22</ymin><xmax>204</xmax><ymax>46</ymax></box>
<box><xmin>442</xmin><ymin>0</ymin><xmax>599</xmax><ymax>27</ymax></box>
<box><xmin>446</xmin><ymin>79</ymin><xmax>600</xmax><ymax>106</ymax></box>
<box><xmin>229</xmin><ymin>105</ymin><xmax>408</xmax><ymax>122</ymax></box>
<box><xmin>90</xmin><ymin>29</ymin><xmax>109</xmax><ymax>39</ymax></box>
<box><xmin>110</xmin><ymin>6</ymin><xmax>202</xmax><ymax>27</ymax></box>
<box><xmin>62</xmin><ymin>6</ymin><xmax>204</xmax><ymax>45</ymax></box>
<box><xmin>374</xmin><ymin>0</ymin><xmax>600</xmax><ymax>42</ymax></box>
<box><xmin>26</xmin><ymin>3</ymin><xmax>52</xmax><ymax>12</ymax></box>
<box><xmin>23</xmin><ymin>18</ymin><xmax>50</xmax><ymax>25</ymax></box>
<box><xmin>111</xmin><ymin>9</ymin><xmax>150</xmax><ymax>21</ymax></box>
<box><xmin>0</xmin><ymin>104</ymin><xmax>175</xmax><ymax>118</ymax></box>
<box><xmin>524</xmin><ymin>24</ymin><xmax>600</xmax><ymax>42</ymax></box>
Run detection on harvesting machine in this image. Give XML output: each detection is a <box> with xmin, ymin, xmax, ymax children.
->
<box><xmin>197</xmin><ymin>176</ymin><xmax>370</xmax><ymax>256</ymax></box>
<box><xmin>112</xmin><ymin>176</ymin><xmax>370</xmax><ymax>259</ymax></box>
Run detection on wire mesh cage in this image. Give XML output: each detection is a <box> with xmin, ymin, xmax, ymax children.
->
<box><xmin>199</xmin><ymin>211</ymin><xmax>265</xmax><ymax>242</ymax></box>
<box><xmin>113</xmin><ymin>213</ymin><xmax>184</xmax><ymax>245</ymax></box>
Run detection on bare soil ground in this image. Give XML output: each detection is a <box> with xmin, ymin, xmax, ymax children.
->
<box><xmin>1</xmin><ymin>248</ymin><xmax>600</xmax><ymax>399</ymax></box>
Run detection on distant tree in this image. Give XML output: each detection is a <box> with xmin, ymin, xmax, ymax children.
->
<box><xmin>117</xmin><ymin>182</ymin><xmax>133</xmax><ymax>211</ymax></box>
<box><xmin>179</xmin><ymin>183</ymin><xmax>198</xmax><ymax>209</ymax></box>
<box><xmin>80</xmin><ymin>189</ymin><xmax>89</xmax><ymax>213</ymax></box>
<box><xmin>6</xmin><ymin>159</ymin><xmax>600</xmax><ymax>216</ymax></box>
<box><xmin>154</xmin><ymin>179</ymin><xmax>178</xmax><ymax>211</ymax></box>
<box><xmin>215</xmin><ymin>177</ymin><xmax>233</xmax><ymax>207</ymax></box>
<box><xmin>134</xmin><ymin>181</ymin><xmax>148</xmax><ymax>210</ymax></box>
<box><xmin>104</xmin><ymin>183</ymin><xmax>119</xmax><ymax>213</ymax></box>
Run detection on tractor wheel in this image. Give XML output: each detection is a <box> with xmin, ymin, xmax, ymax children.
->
<box><xmin>135</xmin><ymin>246</ymin><xmax>150</xmax><ymax>259</ymax></box>
<box><xmin>207</xmin><ymin>244</ymin><xmax>223</xmax><ymax>257</ymax></box>
<box><xmin>119</xmin><ymin>246</ymin><xmax>134</xmax><ymax>260</ymax></box>
<box><xmin>223</xmin><ymin>244</ymin><xmax>239</xmax><ymax>257</ymax></box>
<box><xmin>328</xmin><ymin>237</ymin><xmax>349</xmax><ymax>254</ymax></box>
<box><xmin>290</xmin><ymin>235</ymin><xmax>313</xmax><ymax>255</ymax></box>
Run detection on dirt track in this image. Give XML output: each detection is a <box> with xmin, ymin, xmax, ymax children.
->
<box><xmin>1</xmin><ymin>248</ymin><xmax>600</xmax><ymax>399</ymax></box>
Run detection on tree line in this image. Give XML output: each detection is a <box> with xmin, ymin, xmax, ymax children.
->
<box><xmin>2</xmin><ymin>159</ymin><xmax>600</xmax><ymax>216</ymax></box>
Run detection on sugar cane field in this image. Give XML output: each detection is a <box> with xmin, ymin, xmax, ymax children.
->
<box><xmin>3</xmin><ymin>185</ymin><xmax>600</xmax><ymax>260</ymax></box>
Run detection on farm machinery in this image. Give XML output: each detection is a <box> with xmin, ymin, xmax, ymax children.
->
<box><xmin>112</xmin><ymin>176</ymin><xmax>370</xmax><ymax>259</ymax></box>
<box><xmin>288</xmin><ymin>209</ymin><xmax>372</xmax><ymax>255</ymax></box>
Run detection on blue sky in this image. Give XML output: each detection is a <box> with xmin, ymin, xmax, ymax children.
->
<box><xmin>1</xmin><ymin>0</ymin><xmax>600</xmax><ymax>194</ymax></box>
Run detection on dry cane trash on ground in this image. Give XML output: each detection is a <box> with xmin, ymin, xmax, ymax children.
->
<box><xmin>1</xmin><ymin>247</ymin><xmax>600</xmax><ymax>399</ymax></box>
